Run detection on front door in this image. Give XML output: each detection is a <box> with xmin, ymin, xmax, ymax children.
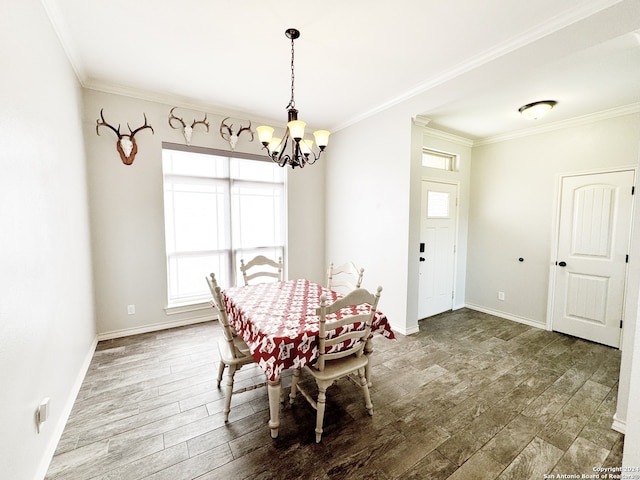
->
<box><xmin>418</xmin><ymin>181</ymin><xmax>457</xmax><ymax>319</ymax></box>
<box><xmin>552</xmin><ymin>170</ymin><xmax>635</xmax><ymax>348</ymax></box>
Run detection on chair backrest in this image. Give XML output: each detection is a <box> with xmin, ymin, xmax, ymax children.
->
<box><xmin>239</xmin><ymin>255</ymin><xmax>283</xmax><ymax>285</ymax></box>
<box><xmin>326</xmin><ymin>261</ymin><xmax>364</xmax><ymax>293</ymax></box>
<box><xmin>314</xmin><ymin>286</ymin><xmax>382</xmax><ymax>371</ymax></box>
<box><xmin>206</xmin><ymin>273</ymin><xmax>243</xmax><ymax>358</ymax></box>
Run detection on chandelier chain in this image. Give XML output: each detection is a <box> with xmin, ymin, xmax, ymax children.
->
<box><xmin>287</xmin><ymin>35</ymin><xmax>295</xmax><ymax>110</ymax></box>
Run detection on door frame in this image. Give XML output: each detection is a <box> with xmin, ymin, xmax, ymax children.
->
<box><xmin>419</xmin><ymin>177</ymin><xmax>461</xmax><ymax>318</ymax></box>
<box><xmin>546</xmin><ymin>166</ymin><xmax>637</xmax><ymax>342</ymax></box>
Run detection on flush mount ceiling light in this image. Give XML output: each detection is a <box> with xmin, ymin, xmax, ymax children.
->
<box><xmin>518</xmin><ymin>100</ymin><xmax>557</xmax><ymax>120</ymax></box>
<box><xmin>256</xmin><ymin>28</ymin><xmax>330</xmax><ymax>169</ymax></box>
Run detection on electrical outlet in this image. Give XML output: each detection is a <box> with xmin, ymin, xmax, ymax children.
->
<box><xmin>498</xmin><ymin>291</ymin><xmax>505</xmax><ymax>301</ymax></box>
<box><xmin>127</xmin><ymin>304</ymin><xmax>136</xmax><ymax>315</ymax></box>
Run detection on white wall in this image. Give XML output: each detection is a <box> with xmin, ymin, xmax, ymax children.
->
<box><xmin>325</xmin><ymin>107</ymin><xmax>415</xmax><ymax>334</ymax></box>
<box><xmin>467</xmin><ymin>113</ymin><xmax>640</xmax><ymax>326</ymax></box>
<box><xmin>285</xmin><ymin>157</ymin><xmax>326</xmax><ymax>284</ymax></box>
<box><xmin>0</xmin><ymin>1</ymin><xmax>97</xmax><ymax>478</ymax></box>
<box><xmin>83</xmin><ymin>89</ymin><xmax>326</xmax><ymax>338</ymax></box>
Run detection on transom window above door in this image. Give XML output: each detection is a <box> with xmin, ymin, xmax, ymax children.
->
<box><xmin>422</xmin><ymin>148</ymin><xmax>457</xmax><ymax>171</ymax></box>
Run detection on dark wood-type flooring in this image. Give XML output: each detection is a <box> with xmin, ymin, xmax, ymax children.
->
<box><xmin>46</xmin><ymin>308</ymin><xmax>624</xmax><ymax>479</ymax></box>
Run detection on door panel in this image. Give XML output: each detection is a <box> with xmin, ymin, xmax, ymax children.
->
<box><xmin>418</xmin><ymin>181</ymin><xmax>457</xmax><ymax>319</ymax></box>
<box><xmin>552</xmin><ymin>170</ymin><xmax>634</xmax><ymax>348</ymax></box>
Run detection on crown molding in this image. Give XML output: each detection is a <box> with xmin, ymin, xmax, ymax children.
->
<box><xmin>474</xmin><ymin>103</ymin><xmax>640</xmax><ymax>146</ymax></box>
<box><xmin>412</xmin><ymin>115</ymin><xmax>432</xmax><ymax>129</ymax></box>
<box><xmin>334</xmin><ymin>0</ymin><xmax>625</xmax><ymax>132</ymax></box>
<box><xmin>83</xmin><ymin>82</ymin><xmax>283</xmax><ymax>127</ymax></box>
<box><xmin>41</xmin><ymin>0</ymin><xmax>87</xmax><ymax>81</ymax></box>
<box><xmin>422</xmin><ymin>127</ymin><xmax>474</xmax><ymax>147</ymax></box>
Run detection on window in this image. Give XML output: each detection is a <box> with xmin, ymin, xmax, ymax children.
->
<box><xmin>422</xmin><ymin>148</ymin><xmax>457</xmax><ymax>171</ymax></box>
<box><xmin>162</xmin><ymin>144</ymin><xmax>286</xmax><ymax>306</ymax></box>
<box><xmin>427</xmin><ymin>191</ymin><xmax>450</xmax><ymax>218</ymax></box>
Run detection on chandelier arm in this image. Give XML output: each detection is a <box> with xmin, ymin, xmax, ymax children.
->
<box><xmin>298</xmin><ymin>143</ymin><xmax>308</xmax><ymax>168</ymax></box>
<box><xmin>305</xmin><ymin>149</ymin><xmax>322</xmax><ymax>166</ymax></box>
<box><xmin>276</xmin><ymin>132</ymin><xmax>291</xmax><ymax>165</ymax></box>
<box><xmin>277</xmin><ymin>156</ymin><xmax>290</xmax><ymax>168</ymax></box>
<box><xmin>261</xmin><ymin>131</ymin><xmax>292</xmax><ymax>168</ymax></box>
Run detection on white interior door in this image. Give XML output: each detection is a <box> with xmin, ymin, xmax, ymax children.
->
<box><xmin>418</xmin><ymin>181</ymin><xmax>457</xmax><ymax>319</ymax></box>
<box><xmin>552</xmin><ymin>170</ymin><xmax>635</xmax><ymax>348</ymax></box>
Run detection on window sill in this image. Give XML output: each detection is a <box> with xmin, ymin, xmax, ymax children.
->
<box><xmin>164</xmin><ymin>301</ymin><xmax>211</xmax><ymax>316</ymax></box>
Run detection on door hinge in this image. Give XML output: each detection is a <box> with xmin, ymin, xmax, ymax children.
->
<box><xmin>620</xmin><ymin>320</ymin><xmax>624</xmax><ymax>329</ymax></box>
<box><xmin>626</xmin><ymin>254</ymin><xmax>629</xmax><ymax>263</ymax></box>
<box><xmin>632</xmin><ymin>186</ymin><xmax>635</xmax><ymax>195</ymax></box>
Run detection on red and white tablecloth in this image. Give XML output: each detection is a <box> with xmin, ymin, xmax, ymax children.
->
<box><xmin>221</xmin><ymin>279</ymin><xmax>395</xmax><ymax>381</ymax></box>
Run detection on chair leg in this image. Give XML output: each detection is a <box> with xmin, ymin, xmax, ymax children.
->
<box><xmin>358</xmin><ymin>367</ymin><xmax>373</xmax><ymax>415</ymax></box>
<box><xmin>289</xmin><ymin>368</ymin><xmax>300</xmax><ymax>404</ymax></box>
<box><xmin>217</xmin><ymin>361</ymin><xmax>226</xmax><ymax>388</ymax></box>
<box><xmin>315</xmin><ymin>384</ymin><xmax>328</xmax><ymax>443</ymax></box>
<box><xmin>224</xmin><ymin>364</ymin><xmax>237</xmax><ymax>422</ymax></box>
<box><xmin>364</xmin><ymin>340</ymin><xmax>373</xmax><ymax>387</ymax></box>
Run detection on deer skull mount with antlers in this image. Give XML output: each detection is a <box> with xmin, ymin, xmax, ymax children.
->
<box><xmin>96</xmin><ymin>109</ymin><xmax>154</xmax><ymax>165</ymax></box>
<box><xmin>168</xmin><ymin>107</ymin><xmax>210</xmax><ymax>145</ymax></box>
<box><xmin>220</xmin><ymin>117</ymin><xmax>254</xmax><ymax>151</ymax></box>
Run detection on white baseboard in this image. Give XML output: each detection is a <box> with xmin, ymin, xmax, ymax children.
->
<box><xmin>394</xmin><ymin>325</ymin><xmax>420</xmax><ymax>336</ymax></box>
<box><xmin>97</xmin><ymin>314</ymin><xmax>214</xmax><ymax>341</ymax></box>
<box><xmin>612</xmin><ymin>413</ymin><xmax>626</xmax><ymax>434</ymax></box>
<box><xmin>464</xmin><ymin>303</ymin><xmax>547</xmax><ymax>330</ymax></box>
<box><xmin>36</xmin><ymin>334</ymin><xmax>98</xmax><ymax>480</ymax></box>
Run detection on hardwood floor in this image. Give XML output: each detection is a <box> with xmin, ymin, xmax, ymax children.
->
<box><xmin>46</xmin><ymin>308</ymin><xmax>624</xmax><ymax>479</ymax></box>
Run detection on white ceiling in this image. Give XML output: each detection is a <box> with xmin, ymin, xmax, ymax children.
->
<box><xmin>43</xmin><ymin>0</ymin><xmax>640</xmax><ymax>140</ymax></box>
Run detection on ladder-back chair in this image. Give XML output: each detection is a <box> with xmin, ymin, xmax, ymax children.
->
<box><xmin>239</xmin><ymin>255</ymin><xmax>283</xmax><ymax>285</ymax></box>
<box><xmin>206</xmin><ymin>273</ymin><xmax>261</xmax><ymax>422</ymax></box>
<box><xmin>326</xmin><ymin>261</ymin><xmax>364</xmax><ymax>294</ymax></box>
<box><xmin>289</xmin><ymin>285</ymin><xmax>382</xmax><ymax>442</ymax></box>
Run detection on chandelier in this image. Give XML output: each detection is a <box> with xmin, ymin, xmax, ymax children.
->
<box><xmin>256</xmin><ymin>28</ymin><xmax>330</xmax><ymax>169</ymax></box>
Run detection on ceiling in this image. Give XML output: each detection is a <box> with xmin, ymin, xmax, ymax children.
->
<box><xmin>43</xmin><ymin>0</ymin><xmax>640</xmax><ymax>141</ymax></box>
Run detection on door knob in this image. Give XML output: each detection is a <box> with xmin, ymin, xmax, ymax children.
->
<box><xmin>558</xmin><ymin>261</ymin><xmax>567</xmax><ymax>267</ymax></box>
<box><xmin>419</xmin><ymin>257</ymin><xmax>425</xmax><ymax>262</ymax></box>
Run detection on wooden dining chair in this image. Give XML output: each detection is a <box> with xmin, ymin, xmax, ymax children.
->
<box><xmin>206</xmin><ymin>272</ymin><xmax>262</xmax><ymax>422</ymax></box>
<box><xmin>239</xmin><ymin>255</ymin><xmax>283</xmax><ymax>285</ymax></box>
<box><xmin>326</xmin><ymin>261</ymin><xmax>364</xmax><ymax>294</ymax></box>
<box><xmin>289</xmin><ymin>285</ymin><xmax>382</xmax><ymax>442</ymax></box>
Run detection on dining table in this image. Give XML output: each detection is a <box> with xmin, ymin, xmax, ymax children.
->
<box><xmin>221</xmin><ymin>278</ymin><xmax>396</xmax><ymax>438</ymax></box>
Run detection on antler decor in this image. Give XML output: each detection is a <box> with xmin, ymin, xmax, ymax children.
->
<box><xmin>168</xmin><ymin>107</ymin><xmax>210</xmax><ymax>145</ymax></box>
<box><xmin>96</xmin><ymin>109</ymin><xmax>154</xmax><ymax>165</ymax></box>
<box><xmin>220</xmin><ymin>117</ymin><xmax>254</xmax><ymax>151</ymax></box>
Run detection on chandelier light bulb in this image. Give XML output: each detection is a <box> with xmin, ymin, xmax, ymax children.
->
<box><xmin>313</xmin><ymin>130</ymin><xmax>330</xmax><ymax>149</ymax></box>
<box><xmin>300</xmin><ymin>139</ymin><xmax>313</xmax><ymax>155</ymax></box>
<box><xmin>257</xmin><ymin>125</ymin><xmax>275</xmax><ymax>145</ymax></box>
<box><xmin>287</xmin><ymin>120</ymin><xmax>306</xmax><ymax>141</ymax></box>
<box><xmin>268</xmin><ymin>137</ymin><xmax>282</xmax><ymax>155</ymax></box>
